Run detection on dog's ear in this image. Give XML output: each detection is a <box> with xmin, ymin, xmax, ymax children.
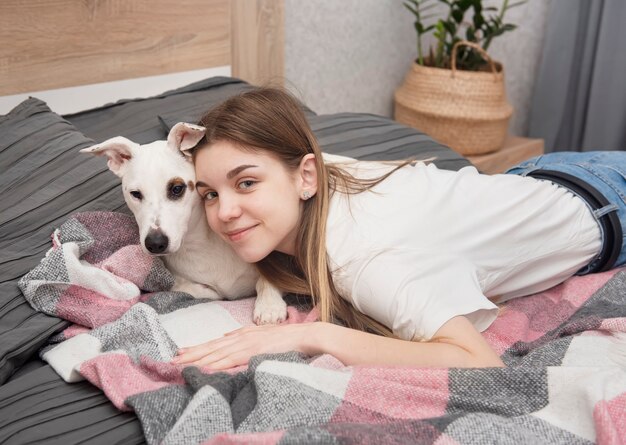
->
<box><xmin>167</xmin><ymin>122</ymin><xmax>206</xmax><ymax>159</ymax></box>
<box><xmin>80</xmin><ymin>136</ymin><xmax>136</xmax><ymax>177</ymax></box>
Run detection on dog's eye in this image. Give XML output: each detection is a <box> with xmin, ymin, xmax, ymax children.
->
<box><xmin>130</xmin><ymin>190</ymin><xmax>143</xmax><ymax>200</ymax></box>
<box><xmin>171</xmin><ymin>184</ymin><xmax>185</xmax><ymax>196</ymax></box>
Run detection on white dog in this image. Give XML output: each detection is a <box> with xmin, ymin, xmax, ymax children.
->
<box><xmin>81</xmin><ymin>123</ymin><xmax>287</xmax><ymax>324</ymax></box>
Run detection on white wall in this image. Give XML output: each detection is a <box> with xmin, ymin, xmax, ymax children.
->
<box><xmin>285</xmin><ymin>0</ymin><xmax>552</xmax><ymax>136</ymax></box>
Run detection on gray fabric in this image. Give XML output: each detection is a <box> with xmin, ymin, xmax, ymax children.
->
<box><xmin>0</xmin><ymin>98</ymin><xmax>124</xmax><ymax>384</ymax></box>
<box><xmin>66</xmin><ymin>77</ymin><xmax>255</xmax><ymax>144</ymax></box>
<box><xmin>143</xmin><ymin>291</ymin><xmax>206</xmax><ymax>314</ymax></box>
<box><xmin>126</xmin><ymin>385</ymin><xmax>192</xmax><ymax>445</ymax></box>
<box><xmin>0</xmin><ymin>364</ymin><xmax>145</xmax><ymax>444</ymax></box>
<box><xmin>239</xmin><ymin>373</ymin><xmax>342</xmax><ymax>432</ymax></box>
<box><xmin>183</xmin><ymin>367</ymin><xmax>258</xmax><ymax>430</ymax></box>
<box><xmin>158</xmin><ymin>111</ymin><xmax>471</xmax><ymax>171</ymax></box>
<box><xmin>162</xmin><ymin>386</ymin><xmax>234</xmax><ymax>444</ymax></box>
<box><xmin>282</xmin><ymin>421</ymin><xmax>441</xmax><ymax>444</ymax></box>
<box><xmin>501</xmin><ymin>271</ymin><xmax>626</xmax><ymax>367</ymax></box>
<box><xmin>18</xmin><ymin>248</ymin><xmax>68</xmax><ymax>318</ymax></box>
<box><xmin>309</xmin><ymin>113</ymin><xmax>470</xmax><ymax>170</ymax></box>
<box><xmin>528</xmin><ymin>0</ymin><xmax>626</xmax><ymax>152</ymax></box>
<box><xmin>448</xmin><ymin>367</ymin><xmax>548</xmax><ymax>416</ymax></box>
<box><xmin>445</xmin><ymin>413</ymin><xmax>592</xmax><ymax>445</ymax></box>
<box><xmin>91</xmin><ymin>303</ymin><xmax>178</xmax><ymax>363</ymax></box>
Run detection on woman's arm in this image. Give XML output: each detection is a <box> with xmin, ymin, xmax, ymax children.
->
<box><xmin>310</xmin><ymin>316</ymin><xmax>504</xmax><ymax>368</ymax></box>
<box><xmin>172</xmin><ymin>315</ymin><xmax>504</xmax><ymax>369</ymax></box>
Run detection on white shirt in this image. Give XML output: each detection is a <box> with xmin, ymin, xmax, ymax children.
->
<box><xmin>325</xmin><ymin>161</ymin><xmax>602</xmax><ymax>341</ymax></box>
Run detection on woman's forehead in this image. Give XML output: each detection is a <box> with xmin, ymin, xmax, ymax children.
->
<box><xmin>195</xmin><ymin>141</ymin><xmax>288</xmax><ymax>181</ymax></box>
<box><xmin>203</xmin><ymin>140</ymin><xmax>295</xmax><ymax>166</ymax></box>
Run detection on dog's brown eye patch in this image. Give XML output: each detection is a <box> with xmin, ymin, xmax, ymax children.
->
<box><xmin>167</xmin><ymin>177</ymin><xmax>187</xmax><ymax>200</ymax></box>
<box><xmin>187</xmin><ymin>181</ymin><xmax>195</xmax><ymax>192</ymax></box>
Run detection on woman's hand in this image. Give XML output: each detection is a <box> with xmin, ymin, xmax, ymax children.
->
<box><xmin>171</xmin><ymin>316</ymin><xmax>504</xmax><ymax>371</ymax></box>
<box><xmin>171</xmin><ymin>322</ymin><xmax>319</xmax><ymax>371</ymax></box>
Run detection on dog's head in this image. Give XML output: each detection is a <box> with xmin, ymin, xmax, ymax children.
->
<box><xmin>81</xmin><ymin>123</ymin><xmax>206</xmax><ymax>255</ymax></box>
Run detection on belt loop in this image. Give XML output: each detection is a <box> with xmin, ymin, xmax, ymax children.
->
<box><xmin>593</xmin><ymin>204</ymin><xmax>619</xmax><ymax>219</ymax></box>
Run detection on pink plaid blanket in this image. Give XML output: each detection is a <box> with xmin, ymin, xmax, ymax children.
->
<box><xmin>19</xmin><ymin>212</ymin><xmax>626</xmax><ymax>444</ymax></box>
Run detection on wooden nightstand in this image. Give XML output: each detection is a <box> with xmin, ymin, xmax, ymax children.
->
<box><xmin>467</xmin><ymin>136</ymin><xmax>545</xmax><ymax>174</ymax></box>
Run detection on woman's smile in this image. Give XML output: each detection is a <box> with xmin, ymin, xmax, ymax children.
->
<box><xmin>225</xmin><ymin>224</ymin><xmax>259</xmax><ymax>242</ymax></box>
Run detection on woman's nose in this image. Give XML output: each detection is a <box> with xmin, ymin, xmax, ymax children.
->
<box><xmin>217</xmin><ymin>195</ymin><xmax>242</xmax><ymax>221</ymax></box>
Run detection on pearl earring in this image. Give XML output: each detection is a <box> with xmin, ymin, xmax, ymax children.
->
<box><xmin>302</xmin><ymin>191</ymin><xmax>311</xmax><ymax>200</ymax></box>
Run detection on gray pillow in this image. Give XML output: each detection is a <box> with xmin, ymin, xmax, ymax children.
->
<box><xmin>65</xmin><ymin>76</ymin><xmax>253</xmax><ymax>143</ymax></box>
<box><xmin>0</xmin><ymin>98</ymin><xmax>126</xmax><ymax>384</ymax></box>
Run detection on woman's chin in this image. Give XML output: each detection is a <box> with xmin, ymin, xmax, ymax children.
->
<box><xmin>234</xmin><ymin>247</ymin><xmax>268</xmax><ymax>264</ymax></box>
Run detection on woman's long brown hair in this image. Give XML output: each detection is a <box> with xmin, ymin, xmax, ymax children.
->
<box><xmin>192</xmin><ymin>87</ymin><xmax>410</xmax><ymax>337</ymax></box>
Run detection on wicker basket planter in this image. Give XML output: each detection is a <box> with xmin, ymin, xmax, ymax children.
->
<box><xmin>394</xmin><ymin>41</ymin><xmax>513</xmax><ymax>156</ymax></box>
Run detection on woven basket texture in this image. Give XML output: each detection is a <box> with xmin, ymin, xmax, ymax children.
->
<box><xmin>394</xmin><ymin>60</ymin><xmax>513</xmax><ymax>155</ymax></box>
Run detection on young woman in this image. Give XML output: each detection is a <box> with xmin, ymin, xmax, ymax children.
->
<box><xmin>172</xmin><ymin>87</ymin><xmax>626</xmax><ymax>370</ymax></box>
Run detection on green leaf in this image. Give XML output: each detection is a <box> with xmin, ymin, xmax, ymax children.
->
<box><xmin>473</xmin><ymin>13</ymin><xmax>485</xmax><ymax>28</ymax></box>
<box><xmin>508</xmin><ymin>1</ymin><xmax>528</xmax><ymax>10</ymax></box>
<box><xmin>420</xmin><ymin>3</ymin><xmax>439</xmax><ymax>12</ymax></box>
<box><xmin>443</xmin><ymin>21</ymin><xmax>457</xmax><ymax>35</ymax></box>
<box><xmin>403</xmin><ymin>0</ymin><xmax>525</xmax><ymax>71</ymax></box>
<box><xmin>403</xmin><ymin>2</ymin><xmax>419</xmax><ymax>17</ymax></box>
<box><xmin>457</xmin><ymin>0</ymin><xmax>473</xmax><ymax>10</ymax></box>
<box><xmin>466</xmin><ymin>26</ymin><xmax>477</xmax><ymax>40</ymax></box>
<box><xmin>491</xmin><ymin>16</ymin><xmax>502</xmax><ymax>26</ymax></box>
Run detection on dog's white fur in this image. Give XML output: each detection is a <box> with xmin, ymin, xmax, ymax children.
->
<box><xmin>81</xmin><ymin>123</ymin><xmax>287</xmax><ymax>324</ymax></box>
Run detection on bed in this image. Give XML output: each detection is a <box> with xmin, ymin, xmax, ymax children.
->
<box><xmin>1</xmin><ymin>1</ymin><xmax>625</xmax><ymax>444</ymax></box>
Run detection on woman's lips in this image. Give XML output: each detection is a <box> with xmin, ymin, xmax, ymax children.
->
<box><xmin>225</xmin><ymin>225</ymin><xmax>257</xmax><ymax>242</ymax></box>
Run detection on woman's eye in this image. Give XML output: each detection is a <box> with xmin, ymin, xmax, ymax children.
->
<box><xmin>203</xmin><ymin>191</ymin><xmax>218</xmax><ymax>202</ymax></box>
<box><xmin>130</xmin><ymin>190</ymin><xmax>143</xmax><ymax>200</ymax></box>
<box><xmin>238</xmin><ymin>180</ymin><xmax>256</xmax><ymax>190</ymax></box>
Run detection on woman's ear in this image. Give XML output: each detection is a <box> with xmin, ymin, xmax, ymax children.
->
<box><xmin>298</xmin><ymin>153</ymin><xmax>318</xmax><ymax>200</ymax></box>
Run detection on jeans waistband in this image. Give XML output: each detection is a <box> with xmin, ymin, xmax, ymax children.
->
<box><xmin>527</xmin><ymin>169</ymin><xmax>622</xmax><ymax>273</ymax></box>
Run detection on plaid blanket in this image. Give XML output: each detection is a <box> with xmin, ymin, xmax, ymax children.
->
<box><xmin>19</xmin><ymin>211</ymin><xmax>626</xmax><ymax>445</ymax></box>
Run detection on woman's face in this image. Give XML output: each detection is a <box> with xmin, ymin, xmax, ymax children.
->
<box><xmin>194</xmin><ymin>140</ymin><xmax>308</xmax><ymax>263</ymax></box>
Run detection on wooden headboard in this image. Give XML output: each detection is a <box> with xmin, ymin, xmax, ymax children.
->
<box><xmin>0</xmin><ymin>0</ymin><xmax>284</xmax><ymax>96</ymax></box>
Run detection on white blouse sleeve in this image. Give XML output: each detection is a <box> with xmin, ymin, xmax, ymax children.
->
<box><xmin>349</xmin><ymin>249</ymin><xmax>499</xmax><ymax>341</ymax></box>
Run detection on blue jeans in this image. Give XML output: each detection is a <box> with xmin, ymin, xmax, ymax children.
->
<box><xmin>506</xmin><ymin>151</ymin><xmax>626</xmax><ymax>273</ymax></box>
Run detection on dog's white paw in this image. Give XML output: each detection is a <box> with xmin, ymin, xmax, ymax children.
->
<box><xmin>253</xmin><ymin>296</ymin><xmax>287</xmax><ymax>325</ymax></box>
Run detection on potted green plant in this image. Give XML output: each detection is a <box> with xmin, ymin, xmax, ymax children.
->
<box><xmin>395</xmin><ymin>0</ymin><xmax>526</xmax><ymax>155</ymax></box>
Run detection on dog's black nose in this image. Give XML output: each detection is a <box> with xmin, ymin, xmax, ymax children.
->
<box><xmin>145</xmin><ymin>231</ymin><xmax>169</xmax><ymax>254</ymax></box>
